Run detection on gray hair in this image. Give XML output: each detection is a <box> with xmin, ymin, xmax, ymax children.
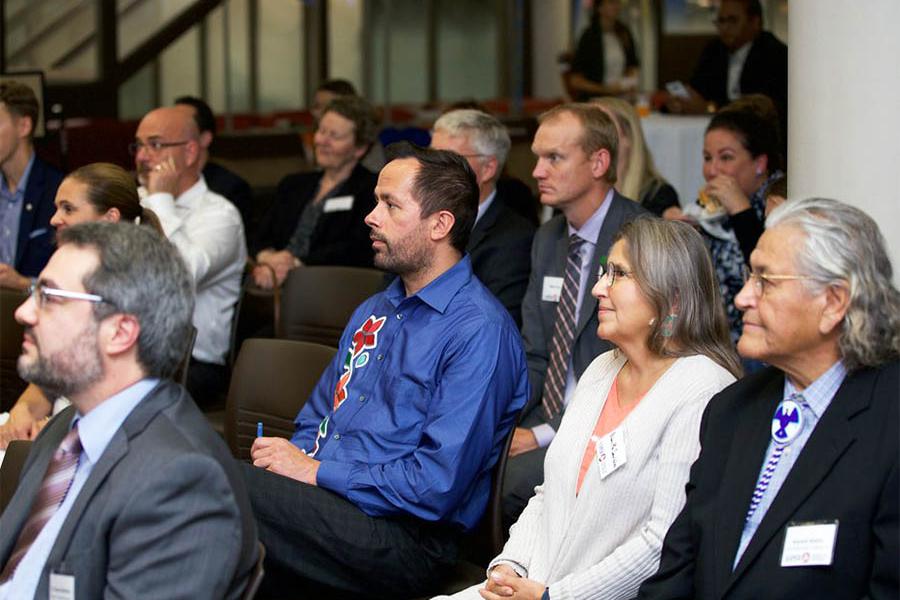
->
<box><xmin>766</xmin><ymin>197</ymin><xmax>900</xmax><ymax>370</ymax></box>
<box><xmin>615</xmin><ymin>215</ymin><xmax>743</xmax><ymax>378</ymax></box>
<box><xmin>432</xmin><ymin>109</ymin><xmax>511</xmax><ymax>173</ymax></box>
<box><xmin>57</xmin><ymin>222</ymin><xmax>195</xmax><ymax>378</ymax></box>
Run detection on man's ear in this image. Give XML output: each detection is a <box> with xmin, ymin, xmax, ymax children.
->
<box><xmin>479</xmin><ymin>156</ymin><xmax>499</xmax><ymax>186</ymax></box>
<box><xmin>429</xmin><ymin>210</ymin><xmax>456</xmax><ymax>243</ymax></box>
<box><xmin>100</xmin><ymin>313</ymin><xmax>141</xmax><ymax>358</ymax></box>
<box><xmin>198</xmin><ymin>130</ymin><xmax>213</xmax><ymax>149</ymax></box>
<box><xmin>589</xmin><ymin>148</ymin><xmax>612</xmax><ymax>180</ymax></box>
<box><xmin>15</xmin><ymin>114</ymin><xmax>34</xmax><ymax>140</ymax></box>
<box><xmin>184</xmin><ymin>139</ymin><xmax>201</xmax><ymax>167</ymax></box>
<box><xmin>818</xmin><ymin>282</ymin><xmax>851</xmax><ymax>336</ymax></box>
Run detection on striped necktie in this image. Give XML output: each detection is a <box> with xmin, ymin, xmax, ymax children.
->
<box><xmin>0</xmin><ymin>424</ymin><xmax>82</xmax><ymax>583</ymax></box>
<box><xmin>541</xmin><ymin>234</ymin><xmax>585</xmax><ymax>421</ymax></box>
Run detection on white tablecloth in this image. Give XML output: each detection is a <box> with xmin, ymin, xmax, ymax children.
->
<box><xmin>641</xmin><ymin>113</ymin><xmax>711</xmax><ymax>208</ymax></box>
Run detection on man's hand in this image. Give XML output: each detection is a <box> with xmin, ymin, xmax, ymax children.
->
<box><xmin>145</xmin><ymin>156</ymin><xmax>180</xmax><ymax>196</ymax></box>
<box><xmin>509</xmin><ymin>427</ymin><xmax>538</xmax><ymax>457</ymax></box>
<box><xmin>0</xmin><ymin>263</ymin><xmax>29</xmax><ymax>291</ymax></box>
<box><xmin>480</xmin><ymin>566</ymin><xmax>545</xmax><ymax>600</ymax></box>
<box><xmin>253</xmin><ymin>250</ymin><xmax>299</xmax><ymax>289</ymax></box>
<box><xmin>251</xmin><ymin>436</ymin><xmax>320</xmax><ymax>485</ymax></box>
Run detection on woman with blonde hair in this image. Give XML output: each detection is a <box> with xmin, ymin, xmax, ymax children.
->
<box><xmin>0</xmin><ymin>163</ymin><xmax>161</xmax><ymax>451</ymax></box>
<box><xmin>593</xmin><ymin>97</ymin><xmax>680</xmax><ymax>218</ymax></box>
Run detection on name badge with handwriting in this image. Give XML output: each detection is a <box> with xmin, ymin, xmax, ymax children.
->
<box><xmin>323</xmin><ymin>195</ymin><xmax>354</xmax><ymax>213</ymax></box>
<box><xmin>781</xmin><ymin>521</ymin><xmax>838</xmax><ymax>567</ymax></box>
<box><xmin>542</xmin><ymin>276</ymin><xmax>563</xmax><ymax>302</ymax></box>
<box><xmin>592</xmin><ymin>428</ymin><xmax>627</xmax><ymax>479</ymax></box>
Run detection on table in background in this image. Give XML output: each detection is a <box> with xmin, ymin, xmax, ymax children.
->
<box><xmin>641</xmin><ymin>113</ymin><xmax>711</xmax><ymax>208</ymax></box>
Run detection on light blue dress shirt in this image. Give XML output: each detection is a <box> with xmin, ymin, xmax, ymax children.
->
<box><xmin>733</xmin><ymin>361</ymin><xmax>847</xmax><ymax>567</ymax></box>
<box><xmin>0</xmin><ymin>154</ymin><xmax>35</xmax><ymax>266</ymax></box>
<box><xmin>532</xmin><ymin>187</ymin><xmax>614</xmax><ymax>448</ymax></box>
<box><xmin>0</xmin><ymin>378</ymin><xmax>159</xmax><ymax>599</ymax></box>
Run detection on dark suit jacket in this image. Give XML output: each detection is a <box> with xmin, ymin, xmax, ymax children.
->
<box><xmin>13</xmin><ymin>155</ymin><xmax>64</xmax><ymax>277</ymax></box>
<box><xmin>252</xmin><ymin>163</ymin><xmax>377</xmax><ymax>267</ymax></box>
<box><xmin>638</xmin><ymin>361</ymin><xmax>899</xmax><ymax>600</ymax></box>
<box><xmin>203</xmin><ymin>161</ymin><xmax>253</xmax><ymax>240</ymax></box>
<box><xmin>0</xmin><ymin>380</ymin><xmax>259</xmax><ymax>599</ymax></box>
<box><xmin>468</xmin><ymin>194</ymin><xmax>535</xmax><ymax>327</ymax></box>
<box><xmin>690</xmin><ymin>31</ymin><xmax>788</xmax><ymax>130</ymax></box>
<box><xmin>519</xmin><ymin>191</ymin><xmax>647</xmax><ymax>429</ymax></box>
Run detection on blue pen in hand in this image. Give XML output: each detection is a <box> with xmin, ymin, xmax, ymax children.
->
<box><xmin>257</xmin><ymin>421</ymin><xmax>263</xmax><ymax>438</ymax></box>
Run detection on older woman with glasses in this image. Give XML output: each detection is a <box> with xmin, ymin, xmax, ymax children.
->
<box><xmin>0</xmin><ymin>163</ymin><xmax>160</xmax><ymax>452</ymax></box>
<box><xmin>439</xmin><ymin>216</ymin><xmax>741</xmax><ymax>600</ymax></box>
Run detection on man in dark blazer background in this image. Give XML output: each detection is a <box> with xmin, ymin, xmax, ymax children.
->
<box><xmin>0</xmin><ymin>222</ymin><xmax>257</xmax><ymax>599</ymax></box>
<box><xmin>639</xmin><ymin>198</ymin><xmax>899</xmax><ymax>600</ymax></box>
<box><xmin>0</xmin><ymin>81</ymin><xmax>64</xmax><ymax>291</ymax></box>
<box><xmin>502</xmin><ymin>103</ymin><xmax>647</xmax><ymax>524</ymax></box>
<box><xmin>431</xmin><ymin>109</ymin><xmax>535</xmax><ymax>326</ymax></box>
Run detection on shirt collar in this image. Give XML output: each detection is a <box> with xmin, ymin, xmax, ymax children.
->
<box><xmin>784</xmin><ymin>360</ymin><xmax>847</xmax><ymax>419</ymax></box>
<box><xmin>0</xmin><ymin>152</ymin><xmax>36</xmax><ymax>198</ymax></box>
<box><xmin>385</xmin><ymin>255</ymin><xmax>474</xmax><ymax>314</ymax></box>
<box><xmin>474</xmin><ymin>189</ymin><xmax>497</xmax><ymax>226</ymax></box>
<box><xmin>567</xmin><ymin>187</ymin><xmax>614</xmax><ymax>244</ymax></box>
<box><xmin>70</xmin><ymin>378</ymin><xmax>160</xmax><ymax>464</ymax></box>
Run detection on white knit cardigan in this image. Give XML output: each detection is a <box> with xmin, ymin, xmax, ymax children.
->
<box><xmin>442</xmin><ymin>351</ymin><xmax>735</xmax><ymax>600</ymax></box>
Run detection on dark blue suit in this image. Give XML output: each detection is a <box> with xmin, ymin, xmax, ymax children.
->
<box><xmin>12</xmin><ymin>155</ymin><xmax>64</xmax><ymax>277</ymax></box>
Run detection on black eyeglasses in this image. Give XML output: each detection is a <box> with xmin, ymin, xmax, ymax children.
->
<box><xmin>128</xmin><ymin>140</ymin><xmax>190</xmax><ymax>155</ymax></box>
<box><xmin>598</xmin><ymin>261</ymin><xmax>632</xmax><ymax>286</ymax></box>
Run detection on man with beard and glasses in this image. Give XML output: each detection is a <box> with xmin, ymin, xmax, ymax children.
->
<box><xmin>241</xmin><ymin>143</ymin><xmax>529</xmax><ymax>599</ymax></box>
<box><xmin>0</xmin><ymin>222</ymin><xmax>257</xmax><ymax>599</ymax></box>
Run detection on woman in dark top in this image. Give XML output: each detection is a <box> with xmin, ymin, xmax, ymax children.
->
<box><xmin>252</xmin><ymin>96</ymin><xmax>378</xmax><ymax>289</ymax></box>
<box><xmin>568</xmin><ymin>0</ymin><xmax>639</xmax><ymax>101</ymax></box>
<box><xmin>594</xmin><ymin>97</ymin><xmax>680</xmax><ymax>218</ymax></box>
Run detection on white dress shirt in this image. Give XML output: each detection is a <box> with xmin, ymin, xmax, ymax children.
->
<box><xmin>141</xmin><ymin>177</ymin><xmax>247</xmax><ymax>365</ymax></box>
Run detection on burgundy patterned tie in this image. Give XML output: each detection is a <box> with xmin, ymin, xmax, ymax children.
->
<box><xmin>541</xmin><ymin>234</ymin><xmax>585</xmax><ymax>421</ymax></box>
<box><xmin>0</xmin><ymin>424</ymin><xmax>82</xmax><ymax>583</ymax></box>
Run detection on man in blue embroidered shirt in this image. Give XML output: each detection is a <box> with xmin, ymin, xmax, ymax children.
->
<box><xmin>243</xmin><ymin>143</ymin><xmax>529</xmax><ymax>598</ymax></box>
<box><xmin>638</xmin><ymin>198</ymin><xmax>899</xmax><ymax>600</ymax></box>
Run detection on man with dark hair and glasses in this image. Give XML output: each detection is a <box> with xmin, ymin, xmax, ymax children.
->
<box><xmin>666</xmin><ymin>0</ymin><xmax>787</xmax><ymax>130</ymax></box>
<box><xmin>132</xmin><ymin>106</ymin><xmax>246</xmax><ymax>407</ymax></box>
<box><xmin>0</xmin><ymin>222</ymin><xmax>258</xmax><ymax>599</ymax></box>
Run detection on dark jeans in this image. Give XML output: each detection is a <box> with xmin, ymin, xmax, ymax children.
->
<box><xmin>240</xmin><ymin>463</ymin><xmax>459</xmax><ymax>599</ymax></box>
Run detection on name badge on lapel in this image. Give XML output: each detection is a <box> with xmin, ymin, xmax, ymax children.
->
<box><xmin>780</xmin><ymin>520</ymin><xmax>838</xmax><ymax>567</ymax></box>
<box><xmin>49</xmin><ymin>572</ymin><xmax>75</xmax><ymax>600</ymax></box>
<box><xmin>542</xmin><ymin>276</ymin><xmax>563</xmax><ymax>302</ymax></box>
<box><xmin>592</xmin><ymin>428</ymin><xmax>627</xmax><ymax>479</ymax></box>
<box><xmin>323</xmin><ymin>195</ymin><xmax>354</xmax><ymax>213</ymax></box>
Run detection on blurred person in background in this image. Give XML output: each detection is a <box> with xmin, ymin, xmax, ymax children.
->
<box><xmin>567</xmin><ymin>0</ymin><xmax>640</xmax><ymax>101</ymax></box>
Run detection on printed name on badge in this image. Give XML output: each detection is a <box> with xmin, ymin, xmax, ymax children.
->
<box><xmin>780</xmin><ymin>521</ymin><xmax>838</xmax><ymax>567</ymax></box>
<box><xmin>323</xmin><ymin>195</ymin><xmax>354</xmax><ymax>213</ymax></box>
<box><xmin>592</xmin><ymin>428</ymin><xmax>627</xmax><ymax>479</ymax></box>
<box><xmin>49</xmin><ymin>572</ymin><xmax>75</xmax><ymax>600</ymax></box>
<box><xmin>542</xmin><ymin>276</ymin><xmax>564</xmax><ymax>302</ymax></box>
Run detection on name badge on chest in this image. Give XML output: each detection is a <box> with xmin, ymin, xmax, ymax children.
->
<box><xmin>780</xmin><ymin>520</ymin><xmax>839</xmax><ymax>567</ymax></box>
<box><xmin>542</xmin><ymin>276</ymin><xmax>563</xmax><ymax>302</ymax></box>
<box><xmin>323</xmin><ymin>195</ymin><xmax>354</xmax><ymax>213</ymax></box>
<box><xmin>49</xmin><ymin>572</ymin><xmax>75</xmax><ymax>600</ymax></box>
<box><xmin>592</xmin><ymin>427</ymin><xmax>627</xmax><ymax>479</ymax></box>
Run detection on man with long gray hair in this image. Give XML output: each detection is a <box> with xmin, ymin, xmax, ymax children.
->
<box><xmin>431</xmin><ymin>109</ymin><xmax>535</xmax><ymax>326</ymax></box>
<box><xmin>640</xmin><ymin>198</ymin><xmax>899</xmax><ymax>599</ymax></box>
<box><xmin>0</xmin><ymin>222</ymin><xmax>257</xmax><ymax>599</ymax></box>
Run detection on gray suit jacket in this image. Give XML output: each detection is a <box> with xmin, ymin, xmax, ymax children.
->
<box><xmin>0</xmin><ymin>380</ymin><xmax>258</xmax><ymax>600</ymax></box>
<box><xmin>519</xmin><ymin>191</ymin><xmax>648</xmax><ymax>430</ymax></box>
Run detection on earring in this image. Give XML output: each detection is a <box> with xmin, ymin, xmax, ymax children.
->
<box><xmin>661</xmin><ymin>313</ymin><xmax>678</xmax><ymax>338</ymax></box>
<box><xmin>648</xmin><ymin>317</ymin><xmax>657</xmax><ymax>327</ymax></box>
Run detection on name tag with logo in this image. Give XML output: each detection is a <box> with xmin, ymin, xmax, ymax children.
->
<box><xmin>542</xmin><ymin>276</ymin><xmax>563</xmax><ymax>302</ymax></box>
<box><xmin>781</xmin><ymin>521</ymin><xmax>838</xmax><ymax>567</ymax></box>
<box><xmin>49</xmin><ymin>572</ymin><xmax>75</xmax><ymax>600</ymax></box>
<box><xmin>592</xmin><ymin>427</ymin><xmax>627</xmax><ymax>479</ymax></box>
<box><xmin>323</xmin><ymin>195</ymin><xmax>354</xmax><ymax>213</ymax></box>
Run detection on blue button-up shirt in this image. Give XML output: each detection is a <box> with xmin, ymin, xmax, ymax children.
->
<box><xmin>292</xmin><ymin>256</ymin><xmax>529</xmax><ymax>530</ymax></box>
<box><xmin>0</xmin><ymin>154</ymin><xmax>35</xmax><ymax>266</ymax></box>
<box><xmin>0</xmin><ymin>378</ymin><xmax>158</xmax><ymax>600</ymax></box>
<box><xmin>733</xmin><ymin>361</ymin><xmax>847</xmax><ymax>567</ymax></box>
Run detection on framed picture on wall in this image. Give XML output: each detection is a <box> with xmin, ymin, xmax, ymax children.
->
<box><xmin>663</xmin><ymin>0</ymin><xmax>718</xmax><ymax>35</ymax></box>
<box><xmin>0</xmin><ymin>70</ymin><xmax>46</xmax><ymax>138</ymax></box>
